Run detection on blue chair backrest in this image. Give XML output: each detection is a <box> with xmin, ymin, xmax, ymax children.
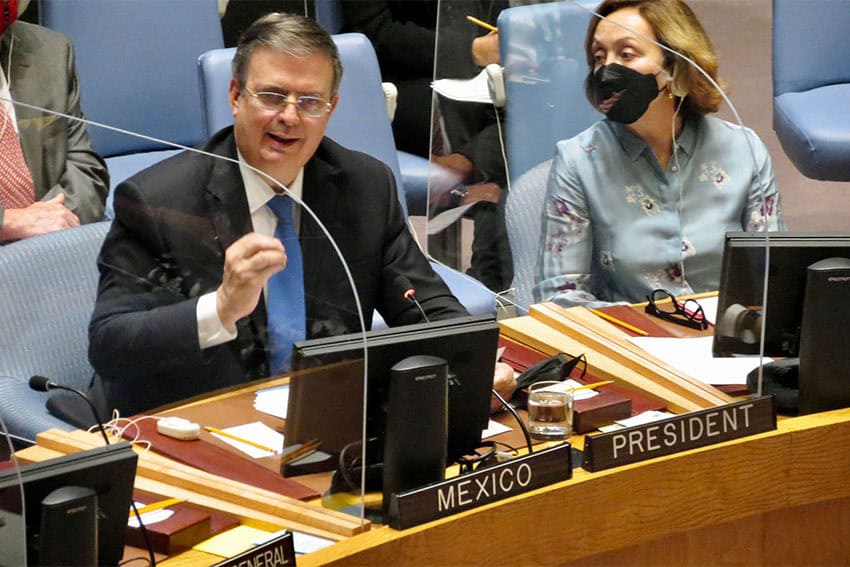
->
<box><xmin>499</xmin><ymin>1</ymin><xmax>600</xmax><ymax>314</ymax></box>
<box><xmin>773</xmin><ymin>0</ymin><xmax>850</xmax><ymax>96</ymax></box>
<box><xmin>0</xmin><ymin>222</ymin><xmax>110</xmax><ymax>439</ymax></box>
<box><xmin>41</xmin><ymin>0</ymin><xmax>223</xmax><ymax>157</ymax></box>
<box><xmin>498</xmin><ymin>0</ymin><xmax>600</xmax><ymax>183</ymax></box>
<box><xmin>197</xmin><ymin>33</ymin><xmax>408</xmax><ymax>216</ymax></box>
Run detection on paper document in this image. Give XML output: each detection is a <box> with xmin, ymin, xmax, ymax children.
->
<box><xmin>431</xmin><ymin>68</ymin><xmax>493</xmax><ymax>103</ymax></box>
<box><xmin>482</xmin><ymin>419</ymin><xmax>512</xmax><ymax>439</ymax></box>
<box><xmin>254</xmin><ymin>384</ymin><xmax>289</xmax><ymax>419</ymax></box>
<box><xmin>209</xmin><ymin>422</ymin><xmax>283</xmax><ymax>459</ymax></box>
<box><xmin>426</xmin><ymin>201</ymin><xmax>478</xmax><ymax>235</ymax></box>
<box><xmin>627</xmin><ymin>335</ymin><xmax>767</xmax><ymax>386</ymax></box>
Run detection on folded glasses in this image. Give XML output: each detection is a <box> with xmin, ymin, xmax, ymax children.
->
<box><xmin>645</xmin><ymin>289</ymin><xmax>709</xmax><ymax>330</ymax></box>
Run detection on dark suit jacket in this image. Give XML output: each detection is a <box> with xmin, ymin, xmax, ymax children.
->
<box><xmin>89</xmin><ymin>127</ymin><xmax>466</xmax><ymax>415</ymax></box>
<box><xmin>0</xmin><ymin>21</ymin><xmax>108</xmax><ymax>225</ymax></box>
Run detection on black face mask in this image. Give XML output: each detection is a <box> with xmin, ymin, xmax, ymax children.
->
<box><xmin>588</xmin><ymin>63</ymin><xmax>663</xmax><ymax>124</ymax></box>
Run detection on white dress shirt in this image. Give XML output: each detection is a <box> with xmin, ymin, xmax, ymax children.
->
<box><xmin>196</xmin><ymin>152</ymin><xmax>304</xmax><ymax>349</ymax></box>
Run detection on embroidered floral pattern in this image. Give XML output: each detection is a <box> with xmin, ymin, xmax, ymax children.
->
<box><xmin>624</xmin><ymin>185</ymin><xmax>660</xmax><ymax>216</ymax></box>
<box><xmin>545</xmin><ymin>197</ymin><xmax>589</xmax><ymax>255</ymax></box>
<box><xmin>681</xmin><ymin>238</ymin><xmax>696</xmax><ymax>259</ymax></box>
<box><xmin>698</xmin><ymin>161</ymin><xmax>729</xmax><ymax>189</ymax></box>
<box><xmin>664</xmin><ymin>262</ymin><xmax>684</xmax><ymax>283</ymax></box>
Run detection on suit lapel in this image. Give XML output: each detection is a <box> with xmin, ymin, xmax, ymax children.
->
<box><xmin>300</xmin><ymin>142</ymin><xmax>344</xmax><ymax>310</ymax></box>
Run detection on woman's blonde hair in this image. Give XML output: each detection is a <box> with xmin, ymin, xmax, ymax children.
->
<box><xmin>585</xmin><ymin>0</ymin><xmax>726</xmax><ymax>116</ymax></box>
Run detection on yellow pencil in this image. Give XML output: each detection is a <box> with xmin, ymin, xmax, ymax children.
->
<box><xmin>281</xmin><ymin>439</ymin><xmax>321</xmax><ymax>465</ymax></box>
<box><xmin>466</xmin><ymin>15</ymin><xmax>498</xmax><ymax>33</ymax></box>
<box><xmin>572</xmin><ymin>380</ymin><xmax>615</xmax><ymax>392</ymax></box>
<box><xmin>131</xmin><ymin>497</ymin><xmax>183</xmax><ymax>519</ymax></box>
<box><xmin>204</xmin><ymin>426</ymin><xmax>277</xmax><ymax>453</ymax></box>
<box><xmin>590</xmin><ymin>308</ymin><xmax>649</xmax><ymax>336</ymax></box>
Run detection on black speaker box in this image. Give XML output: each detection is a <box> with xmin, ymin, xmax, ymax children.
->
<box><xmin>382</xmin><ymin>355</ymin><xmax>448</xmax><ymax>515</ymax></box>
<box><xmin>38</xmin><ymin>486</ymin><xmax>98</xmax><ymax>566</ymax></box>
<box><xmin>798</xmin><ymin>257</ymin><xmax>850</xmax><ymax>415</ymax></box>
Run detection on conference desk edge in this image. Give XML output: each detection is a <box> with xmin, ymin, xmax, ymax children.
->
<box><xmin>295</xmin><ymin>407</ymin><xmax>850</xmax><ymax>565</ymax></box>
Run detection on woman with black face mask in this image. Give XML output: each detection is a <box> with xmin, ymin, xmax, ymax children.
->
<box><xmin>533</xmin><ymin>0</ymin><xmax>786</xmax><ymax>309</ymax></box>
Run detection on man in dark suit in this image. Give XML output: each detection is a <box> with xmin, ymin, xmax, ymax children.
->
<box><xmin>89</xmin><ymin>13</ymin><xmax>515</xmax><ymax>416</ymax></box>
<box><xmin>0</xmin><ymin>0</ymin><xmax>108</xmax><ymax>242</ymax></box>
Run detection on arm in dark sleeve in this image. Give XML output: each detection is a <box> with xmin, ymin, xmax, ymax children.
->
<box><xmin>88</xmin><ymin>180</ymin><xmax>205</xmax><ymax>382</ymax></box>
<box><xmin>41</xmin><ymin>39</ymin><xmax>108</xmax><ymax>223</ymax></box>
<box><xmin>341</xmin><ymin>0</ymin><xmax>437</xmax><ymax>77</ymax></box>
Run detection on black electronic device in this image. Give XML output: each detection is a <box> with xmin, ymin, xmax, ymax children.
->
<box><xmin>285</xmin><ymin>315</ymin><xmax>499</xmax><ymax>473</ymax></box>
<box><xmin>714</xmin><ymin>232</ymin><xmax>850</xmax><ymax>415</ymax></box>
<box><xmin>713</xmin><ymin>231</ymin><xmax>850</xmax><ymax>357</ymax></box>
<box><xmin>382</xmin><ymin>355</ymin><xmax>449</xmax><ymax>515</ymax></box>
<box><xmin>0</xmin><ymin>443</ymin><xmax>138</xmax><ymax>566</ymax></box>
<box><xmin>38</xmin><ymin>486</ymin><xmax>98</xmax><ymax>566</ymax></box>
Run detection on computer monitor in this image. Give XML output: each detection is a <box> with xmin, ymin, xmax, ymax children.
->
<box><xmin>0</xmin><ymin>443</ymin><xmax>138</xmax><ymax>566</ymax></box>
<box><xmin>713</xmin><ymin>231</ymin><xmax>850</xmax><ymax>415</ymax></box>
<box><xmin>286</xmin><ymin>315</ymin><xmax>500</xmax><ymax>469</ymax></box>
<box><xmin>713</xmin><ymin>231</ymin><xmax>850</xmax><ymax>357</ymax></box>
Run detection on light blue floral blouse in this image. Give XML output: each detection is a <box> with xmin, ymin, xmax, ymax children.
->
<box><xmin>533</xmin><ymin>115</ymin><xmax>786</xmax><ymax>308</ymax></box>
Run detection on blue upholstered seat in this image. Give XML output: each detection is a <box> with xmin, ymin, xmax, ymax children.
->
<box><xmin>41</xmin><ymin>0</ymin><xmax>224</xmax><ymax>201</ymax></box>
<box><xmin>772</xmin><ymin>0</ymin><xmax>850</xmax><ymax>181</ymax></box>
<box><xmin>498</xmin><ymin>1</ymin><xmax>600</xmax><ymax>314</ymax></box>
<box><xmin>0</xmin><ymin>222</ymin><xmax>111</xmax><ymax>443</ymax></box>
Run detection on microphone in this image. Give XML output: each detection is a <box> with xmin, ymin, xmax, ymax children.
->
<box><xmin>29</xmin><ymin>375</ymin><xmax>110</xmax><ymax>446</ymax></box>
<box><xmin>30</xmin><ymin>375</ymin><xmax>158</xmax><ymax>565</ymax></box>
<box><xmin>394</xmin><ymin>275</ymin><xmax>430</xmax><ymax>323</ymax></box>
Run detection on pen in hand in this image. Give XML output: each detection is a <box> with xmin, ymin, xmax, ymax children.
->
<box><xmin>466</xmin><ymin>15</ymin><xmax>498</xmax><ymax>33</ymax></box>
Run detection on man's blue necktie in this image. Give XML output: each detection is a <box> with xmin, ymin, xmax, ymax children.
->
<box><xmin>266</xmin><ymin>195</ymin><xmax>305</xmax><ymax>375</ymax></box>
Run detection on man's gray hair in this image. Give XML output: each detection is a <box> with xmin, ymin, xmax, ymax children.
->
<box><xmin>232</xmin><ymin>12</ymin><xmax>343</xmax><ymax>97</ymax></box>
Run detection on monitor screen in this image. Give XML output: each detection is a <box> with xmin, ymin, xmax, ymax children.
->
<box><xmin>713</xmin><ymin>231</ymin><xmax>850</xmax><ymax>357</ymax></box>
<box><xmin>0</xmin><ymin>443</ymin><xmax>137</xmax><ymax>566</ymax></box>
<box><xmin>286</xmin><ymin>315</ymin><xmax>500</xmax><ymax>468</ymax></box>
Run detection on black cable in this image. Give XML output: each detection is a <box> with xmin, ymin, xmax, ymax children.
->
<box><xmin>491</xmin><ymin>388</ymin><xmax>533</xmax><ymax>454</ymax></box>
<box><xmin>30</xmin><ymin>374</ymin><xmax>157</xmax><ymax>566</ymax></box>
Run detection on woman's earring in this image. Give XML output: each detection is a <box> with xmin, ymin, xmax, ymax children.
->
<box><xmin>668</xmin><ymin>90</ymin><xmax>675</xmax><ymax>100</ymax></box>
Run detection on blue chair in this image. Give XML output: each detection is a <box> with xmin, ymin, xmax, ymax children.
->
<box><xmin>0</xmin><ymin>222</ymin><xmax>111</xmax><ymax>443</ymax></box>
<box><xmin>40</xmin><ymin>0</ymin><xmax>224</xmax><ymax>200</ymax></box>
<box><xmin>498</xmin><ymin>1</ymin><xmax>600</xmax><ymax>314</ymax></box>
<box><xmin>772</xmin><ymin>0</ymin><xmax>850</xmax><ymax>181</ymax></box>
<box><xmin>197</xmin><ymin>34</ymin><xmax>496</xmax><ymax>325</ymax></box>
<box><xmin>312</xmin><ymin>0</ymin><xmax>433</xmax><ymax>215</ymax></box>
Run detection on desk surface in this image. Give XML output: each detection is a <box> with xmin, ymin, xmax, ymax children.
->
<box><xmin>16</xmin><ymin>306</ymin><xmax>850</xmax><ymax>565</ymax></box>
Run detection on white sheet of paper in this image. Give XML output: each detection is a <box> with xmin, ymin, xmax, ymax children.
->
<box><xmin>128</xmin><ymin>502</ymin><xmax>175</xmax><ymax>527</ymax></box>
<box><xmin>254</xmin><ymin>384</ymin><xmax>289</xmax><ymax>419</ymax></box>
<box><xmin>481</xmin><ymin>419</ymin><xmax>512</xmax><ymax>439</ymax></box>
<box><xmin>697</xmin><ymin>295</ymin><xmax>719</xmax><ymax>325</ymax></box>
<box><xmin>615</xmin><ymin>410</ymin><xmax>676</xmax><ymax>428</ymax></box>
<box><xmin>431</xmin><ymin>69</ymin><xmax>493</xmax><ymax>103</ymax></box>
<box><xmin>253</xmin><ymin>529</ymin><xmax>335</xmax><ymax>555</ymax></box>
<box><xmin>210</xmin><ymin>422</ymin><xmax>283</xmax><ymax>459</ymax></box>
<box><xmin>536</xmin><ymin>378</ymin><xmax>600</xmax><ymax>401</ymax></box>
<box><xmin>627</xmin><ymin>335</ymin><xmax>767</xmax><ymax>385</ymax></box>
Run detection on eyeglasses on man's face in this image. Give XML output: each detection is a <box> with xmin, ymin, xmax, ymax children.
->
<box><xmin>645</xmin><ymin>289</ymin><xmax>709</xmax><ymax>330</ymax></box>
<box><xmin>243</xmin><ymin>87</ymin><xmax>332</xmax><ymax>117</ymax></box>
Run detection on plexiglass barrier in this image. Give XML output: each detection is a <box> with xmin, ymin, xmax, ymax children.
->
<box><xmin>432</xmin><ymin>0</ymin><xmax>797</xmax><ymax>397</ymax></box>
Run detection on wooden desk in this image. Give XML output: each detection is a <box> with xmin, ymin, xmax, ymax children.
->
<box><xmin>16</xmin><ymin>308</ymin><xmax>850</xmax><ymax>565</ymax></box>
<box><xmin>294</xmin><ymin>408</ymin><xmax>850</xmax><ymax>565</ymax></box>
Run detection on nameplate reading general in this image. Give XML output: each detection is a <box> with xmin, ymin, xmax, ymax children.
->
<box><xmin>583</xmin><ymin>395</ymin><xmax>776</xmax><ymax>472</ymax></box>
<box><xmin>386</xmin><ymin>442</ymin><xmax>572</xmax><ymax>530</ymax></box>
<box><xmin>212</xmin><ymin>532</ymin><xmax>295</xmax><ymax>567</ymax></box>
